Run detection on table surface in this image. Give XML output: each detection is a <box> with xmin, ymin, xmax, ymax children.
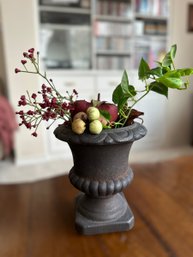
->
<box><xmin>0</xmin><ymin>155</ymin><xmax>193</xmax><ymax>257</ymax></box>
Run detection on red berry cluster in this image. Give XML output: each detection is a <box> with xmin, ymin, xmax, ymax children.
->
<box><xmin>15</xmin><ymin>48</ymin><xmax>78</xmax><ymax>137</ymax></box>
<box><xmin>15</xmin><ymin>48</ymin><xmax>36</xmax><ymax>74</ymax></box>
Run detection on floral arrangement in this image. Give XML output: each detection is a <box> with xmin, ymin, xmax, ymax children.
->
<box><xmin>15</xmin><ymin>45</ymin><xmax>193</xmax><ymax>136</ymax></box>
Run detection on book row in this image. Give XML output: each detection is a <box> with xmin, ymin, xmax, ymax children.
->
<box><xmin>135</xmin><ymin>0</ymin><xmax>168</xmax><ymax>16</ymax></box>
<box><xmin>96</xmin><ymin>36</ymin><xmax>132</xmax><ymax>52</ymax></box>
<box><xmin>94</xmin><ymin>21</ymin><xmax>133</xmax><ymax>37</ymax></box>
<box><xmin>96</xmin><ymin>0</ymin><xmax>132</xmax><ymax>17</ymax></box>
<box><xmin>97</xmin><ymin>55</ymin><xmax>131</xmax><ymax>70</ymax></box>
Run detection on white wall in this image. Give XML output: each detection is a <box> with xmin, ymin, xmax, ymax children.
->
<box><xmin>165</xmin><ymin>0</ymin><xmax>193</xmax><ymax>146</ymax></box>
<box><xmin>0</xmin><ymin>0</ymin><xmax>47</xmax><ymax>164</ymax></box>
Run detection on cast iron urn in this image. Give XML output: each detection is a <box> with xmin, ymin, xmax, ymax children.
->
<box><xmin>54</xmin><ymin>122</ymin><xmax>147</xmax><ymax>235</ymax></box>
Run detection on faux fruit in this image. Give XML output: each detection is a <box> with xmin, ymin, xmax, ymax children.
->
<box><xmin>97</xmin><ymin>102</ymin><xmax>118</xmax><ymax>122</ymax></box>
<box><xmin>98</xmin><ymin>115</ymin><xmax>108</xmax><ymax>126</ymax></box>
<box><xmin>72</xmin><ymin>100</ymin><xmax>91</xmax><ymax>115</ymax></box>
<box><xmin>87</xmin><ymin>106</ymin><xmax>100</xmax><ymax>121</ymax></box>
<box><xmin>71</xmin><ymin>118</ymin><xmax>86</xmax><ymax>135</ymax></box>
<box><xmin>89</xmin><ymin>120</ymin><xmax>103</xmax><ymax>134</ymax></box>
<box><xmin>73</xmin><ymin>111</ymin><xmax>87</xmax><ymax>122</ymax></box>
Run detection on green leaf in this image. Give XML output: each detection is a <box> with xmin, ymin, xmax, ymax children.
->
<box><xmin>112</xmin><ymin>70</ymin><xmax>137</xmax><ymax>110</ymax></box>
<box><xmin>138</xmin><ymin>58</ymin><xmax>150</xmax><ymax>80</ymax></box>
<box><xmin>117</xmin><ymin>96</ymin><xmax>130</xmax><ymax>110</ymax></box>
<box><xmin>170</xmin><ymin>44</ymin><xmax>177</xmax><ymax>59</ymax></box>
<box><xmin>112</xmin><ymin>84</ymin><xmax>136</xmax><ymax>110</ymax></box>
<box><xmin>176</xmin><ymin>68</ymin><xmax>193</xmax><ymax>76</ymax></box>
<box><xmin>99</xmin><ymin>109</ymin><xmax>111</xmax><ymax>121</ymax></box>
<box><xmin>155</xmin><ymin>68</ymin><xmax>192</xmax><ymax>90</ymax></box>
<box><xmin>149</xmin><ymin>67</ymin><xmax>163</xmax><ymax>77</ymax></box>
<box><xmin>162</xmin><ymin>44</ymin><xmax>177</xmax><ymax>67</ymax></box>
<box><xmin>157</xmin><ymin>76</ymin><xmax>183</xmax><ymax>89</ymax></box>
<box><xmin>120</xmin><ymin>70</ymin><xmax>130</xmax><ymax>94</ymax></box>
<box><xmin>112</xmin><ymin>83</ymin><xmax>122</xmax><ymax>104</ymax></box>
<box><xmin>162</xmin><ymin>53</ymin><xmax>172</xmax><ymax>67</ymax></box>
<box><xmin>112</xmin><ymin>83</ymin><xmax>129</xmax><ymax>110</ymax></box>
<box><xmin>127</xmin><ymin>85</ymin><xmax>137</xmax><ymax>97</ymax></box>
<box><xmin>149</xmin><ymin>81</ymin><xmax>168</xmax><ymax>98</ymax></box>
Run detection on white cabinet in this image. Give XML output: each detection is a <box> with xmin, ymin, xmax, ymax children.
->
<box><xmin>46</xmin><ymin>75</ymin><xmax>96</xmax><ymax>159</ymax></box>
<box><xmin>50</xmin><ymin>75</ymin><xmax>96</xmax><ymax>99</ymax></box>
<box><xmin>135</xmin><ymin>93</ymin><xmax>167</xmax><ymax>150</ymax></box>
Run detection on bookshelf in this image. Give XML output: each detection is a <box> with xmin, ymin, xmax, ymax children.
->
<box><xmin>133</xmin><ymin>0</ymin><xmax>168</xmax><ymax>68</ymax></box>
<box><xmin>38</xmin><ymin>0</ymin><xmax>169</xmax><ymax>70</ymax></box>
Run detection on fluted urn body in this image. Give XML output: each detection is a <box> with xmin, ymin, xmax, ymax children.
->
<box><xmin>54</xmin><ymin>122</ymin><xmax>146</xmax><ymax>235</ymax></box>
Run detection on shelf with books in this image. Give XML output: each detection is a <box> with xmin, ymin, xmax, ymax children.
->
<box><xmin>93</xmin><ymin>0</ymin><xmax>134</xmax><ymax>70</ymax></box>
<box><xmin>95</xmin><ymin>0</ymin><xmax>133</xmax><ymax>18</ymax></box>
<box><xmin>134</xmin><ymin>19</ymin><xmax>167</xmax><ymax>36</ymax></box>
<box><xmin>133</xmin><ymin>0</ymin><xmax>168</xmax><ymax>67</ymax></box>
<box><xmin>94</xmin><ymin>15</ymin><xmax>132</xmax><ymax>23</ymax></box>
<box><xmin>96</xmin><ymin>55</ymin><xmax>131</xmax><ymax>70</ymax></box>
<box><xmin>94</xmin><ymin>20</ymin><xmax>133</xmax><ymax>37</ymax></box>
<box><xmin>95</xmin><ymin>36</ymin><xmax>132</xmax><ymax>53</ymax></box>
<box><xmin>135</xmin><ymin>13</ymin><xmax>167</xmax><ymax>21</ymax></box>
<box><xmin>134</xmin><ymin>0</ymin><xmax>168</xmax><ymax>17</ymax></box>
<box><xmin>133</xmin><ymin>36</ymin><xmax>167</xmax><ymax>69</ymax></box>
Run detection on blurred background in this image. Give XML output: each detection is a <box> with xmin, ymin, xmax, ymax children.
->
<box><xmin>0</xmin><ymin>0</ymin><xmax>193</xmax><ymax>183</ymax></box>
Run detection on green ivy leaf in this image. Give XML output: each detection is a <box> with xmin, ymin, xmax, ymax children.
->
<box><xmin>149</xmin><ymin>67</ymin><xmax>163</xmax><ymax>77</ymax></box>
<box><xmin>162</xmin><ymin>44</ymin><xmax>177</xmax><ymax>67</ymax></box>
<box><xmin>112</xmin><ymin>83</ymin><xmax>122</xmax><ymax>104</ymax></box>
<box><xmin>138</xmin><ymin>58</ymin><xmax>150</xmax><ymax>80</ymax></box>
<box><xmin>112</xmin><ymin>71</ymin><xmax>137</xmax><ymax>111</ymax></box>
<box><xmin>157</xmin><ymin>76</ymin><xmax>183</xmax><ymax>89</ymax></box>
<box><xmin>176</xmin><ymin>68</ymin><xmax>193</xmax><ymax>76</ymax></box>
<box><xmin>170</xmin><ymin>44</ymin><xmax>177</xmax><ymax>59</ymax></box>
<box><xmin>99</xmin><ymin>109</ymin><xmax>111</xmax><ymax>121</ymax></box>
<box><xmin>149</xmin><ymin>81</ymin><xmax>168</xmax><ymax>97</ymax></box>
<box><xmin>120</xmin><ymin>70</ymin><xmax>130</xmax><ymax>94</ymax></box>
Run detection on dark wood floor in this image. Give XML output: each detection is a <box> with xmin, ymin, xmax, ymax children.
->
<box><xmin>0</xmin><ymin>155</ymin><xmax>193</xmax><ymax>257</ymax></box>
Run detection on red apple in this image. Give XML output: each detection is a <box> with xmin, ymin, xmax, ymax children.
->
<box><xmin>72</xmin><ymin>100</ymin><xmax>91</xmax><ymax>116</ymax></box>
<box><xmin>97</xmin><ymin>102</ymin><xmax>118</xmax><ymax>122</ymax></box>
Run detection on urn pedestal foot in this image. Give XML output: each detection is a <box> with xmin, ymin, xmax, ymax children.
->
<box><xmin>75</xmin><ymin>193</ymin><xmax>134</xmax><ymax>235</ymax></box>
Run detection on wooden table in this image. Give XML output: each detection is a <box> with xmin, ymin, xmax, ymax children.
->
<box><xmin>0</xmin><ymin>155</ymin><xmax>193</xmax><ymax>257</ymax></box>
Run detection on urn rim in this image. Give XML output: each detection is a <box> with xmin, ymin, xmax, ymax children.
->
<box><xmin>54</xmin><ymin>122</ymin><xmax>147</xmax><ymax>145</ymax></box>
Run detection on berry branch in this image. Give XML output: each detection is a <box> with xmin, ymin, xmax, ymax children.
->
<box><xmin>15</xmin><ymin>48</ymin><xmax>78</xmax><ymax>136</ymax></box>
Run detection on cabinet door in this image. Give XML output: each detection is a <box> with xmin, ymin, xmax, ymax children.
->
<box><xmin>96</xmin><ymin>71</ymin><xmax>141</xmax><ymax>102</ymax></box>
<box><xmin>134</xmin><ymin>93</ymin><xmax>167</xmax><ymax>150</ymax></box>
<box><xmin>96</xmin><ymin>75</ymin><xmax>122</xmax><ymax>102</ymax></box>
<box><xmin>46</xmin><ymin>75</ymin><xmax>95</xmax><ymax>159</ymax></box>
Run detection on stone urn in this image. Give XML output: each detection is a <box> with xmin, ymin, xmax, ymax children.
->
<box><xmin>54</xmin><ymin>122</ymin><xmax>147</xmax><ymax>235</ymax></box>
